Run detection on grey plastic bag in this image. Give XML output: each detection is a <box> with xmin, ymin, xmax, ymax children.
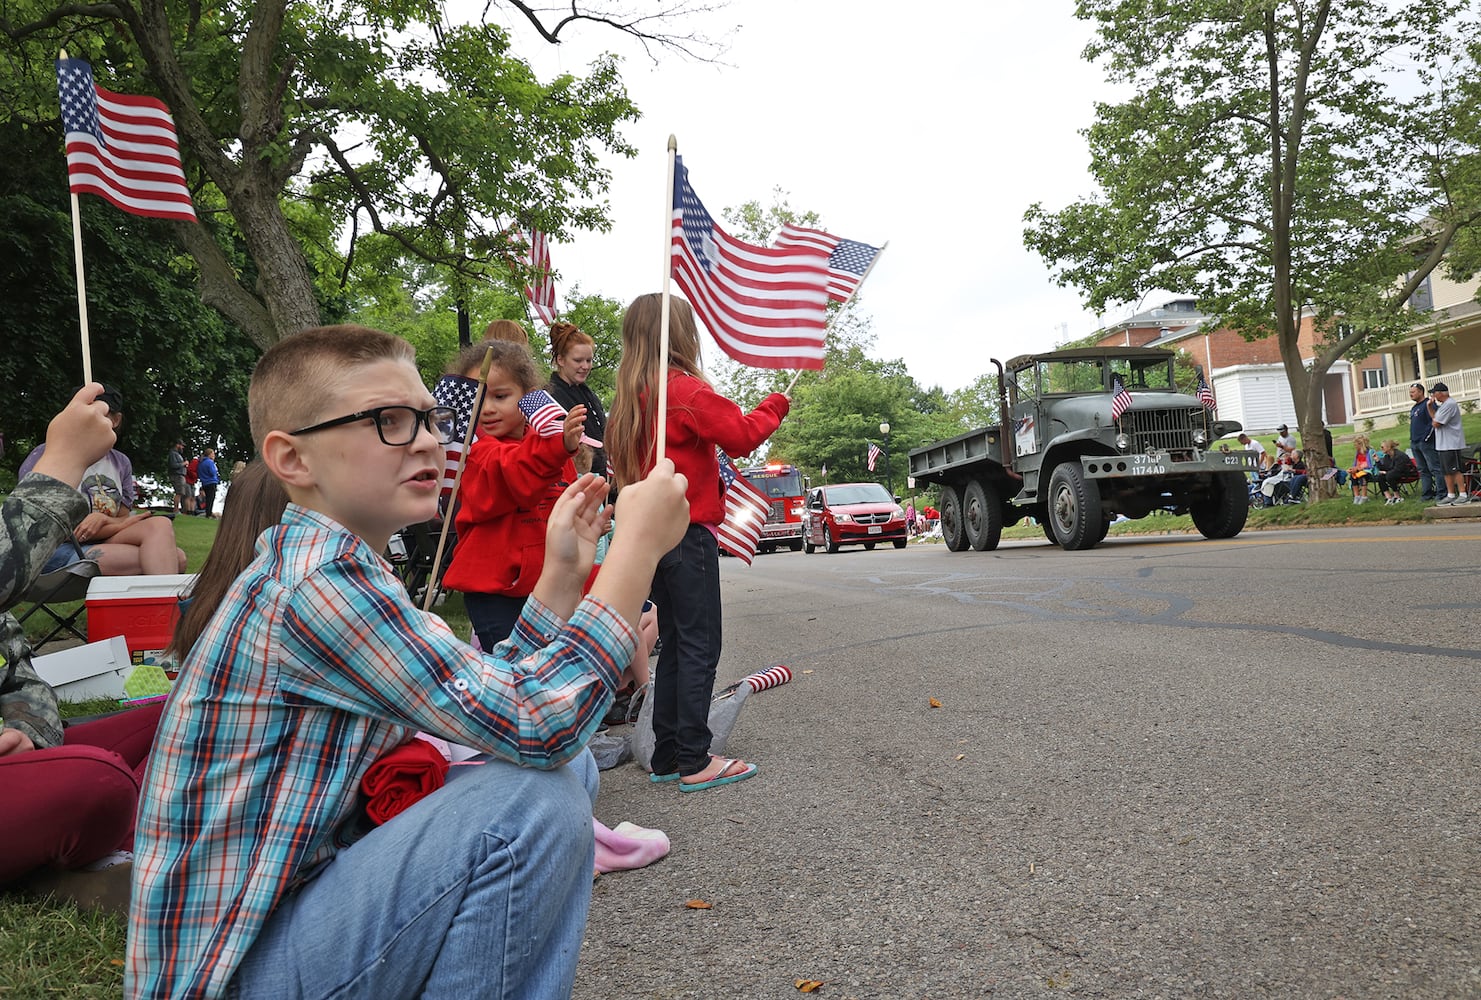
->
<box><xmin>632</xmin><ymin>678</ymin><xmax>751</xmax><ymax>773</ymax></box>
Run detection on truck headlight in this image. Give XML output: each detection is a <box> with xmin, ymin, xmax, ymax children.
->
<box><xmin>1192</xmin><ymin>429</ymin><xmax>1208</xmax><ymax>446</ymax></box>
<box><xmin>1115</xmin><ymin>433</ymin><xmax>1130</xmax><ymax>451</ymax></box>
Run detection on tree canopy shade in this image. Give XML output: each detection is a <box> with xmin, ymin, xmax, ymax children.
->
<box><xmin>1023</xmin><ymin>0</ymin><xmax>1481</xmax><ymax>465</ymax></box>
<box><xmin>0</xmin><ymin>0</ymin><xmax>724</xmax><ymax>348</ymax></box>
<box><xmin>0</xmin><ymin>117</ymin><xmax>258</xmax><ymax>477</ymax></box>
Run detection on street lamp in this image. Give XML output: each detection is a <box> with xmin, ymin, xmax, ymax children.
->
<box><xmin>879</xmin><ymin>421</ymin><xmax>892</xmax><ymax>499</ymax></box>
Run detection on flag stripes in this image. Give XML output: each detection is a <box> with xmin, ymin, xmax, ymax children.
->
<box><xmin>716</xmin><ymin>454</ymin><xmax>770</xmax><ymax>565</ymax></box>
<box><xmin>525</xmin><ymin>230</ymin><xmax>557</xmax><ymax>326</ymax></box>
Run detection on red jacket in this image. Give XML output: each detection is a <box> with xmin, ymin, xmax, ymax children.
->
<box><xmin>443</xmin><ymin>431</ymin><xmax>577</xmax><ymax>598</ymax></box>
<box><xmin>643</xmin><ymin>373</ymin><xmax>789</xmax><ymax>527</ymax></box>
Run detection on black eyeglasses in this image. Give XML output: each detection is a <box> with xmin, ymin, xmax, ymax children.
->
<box><xmin>288</xmin><ymin>406</ymin><xmax>458</xmax><ymax>446</ymax></box>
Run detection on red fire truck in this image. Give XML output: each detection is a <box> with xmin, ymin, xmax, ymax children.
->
<box><xmin>740</xmin><ymin>463</ymin><xmax>806</xmax><ymax>553</ymax></box>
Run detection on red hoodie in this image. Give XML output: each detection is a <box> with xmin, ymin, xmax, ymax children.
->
<box><xmin>443</xmin><ymin>431</ymin><xmax>577</xmax><ymax>598</ymax></box>
<box><xmin>642</xmin><ymin>372</ymin><xmax>789</xmax><ymax>527</ymax></box>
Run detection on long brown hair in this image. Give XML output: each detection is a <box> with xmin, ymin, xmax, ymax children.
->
<box><xmin>167</xmin><ymin>462</ymin><xmax>289</xmax><ymax>660</ymax></box>
<box><xmin>606</xmin><ymin>294</ymin><xmax>706</xmax><ymax>489</ymax></box>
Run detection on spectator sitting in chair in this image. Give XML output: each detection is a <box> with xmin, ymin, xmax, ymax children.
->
<box><xmin>1285</xmin><ymin>450</ymin><xmax>1310</xmax><ymax>504</ymax></box>
<box><xmin>18</xmin><ymin>385</ymin><xmax>187</xmax><ymax>576</ymax></box>
<box><xmin>1376</xmin><ymin>440</ymin><xmax>1416</xmax><ymax>505</ymax></box>
<box><xmin>1346</xmin><ymin>434</ymin><xmax>1379</xmax><ymax>504</ymax></box>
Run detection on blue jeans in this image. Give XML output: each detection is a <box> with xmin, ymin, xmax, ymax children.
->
<box><xmin>1411</xmin><ymin>438</ymin><xmax>1442</xmax><ymax>497</ymax></box>
<box><xmin>228</xmin><ymin>750</ymin><xmax>599</xmax><ymax>1000</ymax></box>
<box><xmin>465</xmin><ymin>592</ymin><xmax>530</xmax><ymax>650</ymax></box>
<box><xmin>648</xmin><ymin>524</ymin><xmax>723</xmax><ymax>777</ymax></box>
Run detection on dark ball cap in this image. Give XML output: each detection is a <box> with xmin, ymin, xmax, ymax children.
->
<box><xmin>1431</xmin><ymin>382</ymin><xmax>1449</xmax><ymax>394</ymax></box>
<box><xmin>94</xmin><ymin>384</ymin><xmax>124</xmax><ymax>413</ymax></box>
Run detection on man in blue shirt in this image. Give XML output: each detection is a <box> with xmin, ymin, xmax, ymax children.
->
<box><xmin>1408</xmin><ymin>382</ymin><xmax>1441</xmax><ymax>501</ymax></box>
<box><xmin>196</xmin><ymin>448</ymin><xmax>220</xmax><ymax>518</ymax></box>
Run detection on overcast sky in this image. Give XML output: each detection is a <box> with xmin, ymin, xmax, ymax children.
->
<box><xmin>484</xmin><ymin>1</ymin><xmax>1132</xmax><ymax>393</ymax></box>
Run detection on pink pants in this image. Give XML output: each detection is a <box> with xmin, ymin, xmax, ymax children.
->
<box><xmin>0</xmin><ymin>702</ymin><xmax>163</xmax><ymax>882</ymax></box>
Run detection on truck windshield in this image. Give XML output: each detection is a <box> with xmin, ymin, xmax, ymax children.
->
<box><xmin>826</xmin><ymin>484</ymin><xmax>892</xmax><ymax>505</ymax></box>
<box><xmin>1037</xmin><ymin>359</ymin><xmax>1105</xmax><ymax>395</ymax></box>
<box><xmin>743</xmin><ymin>471</ymin><xmax>802</xmax><ymax>497</ymax></box>
<box><xmin>1108</xmin><ymin>356</ymin><xmax>1176</xmax><ymax>390</ymax></box>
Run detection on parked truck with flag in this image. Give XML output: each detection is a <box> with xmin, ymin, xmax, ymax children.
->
<box><xmin>908</xmin><ymin>346</ymin><xmax>1256</xmax><ymax>551</ymax></box>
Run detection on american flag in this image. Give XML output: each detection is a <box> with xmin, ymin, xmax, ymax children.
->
<box><xmin>1111</xmin><ymin>375</ymin><xmax>1134</xmax><ymax>421</ymax></box>
<box><xmin>774</xmin><ymin>224</ymin><xmax>883</xmax><ymax>303</ymax></box>
<box><xmin>670</xmin><ymin>156</ymin><xmax>830</xmax><ymax>370</ymax></box>
<box><xmin>716</xmin><ymin>453</ymin><xmax>769</xmax><ymax>565</ymax></box>
<box><xmin>55</xmin><ymin>58</ymin><xmax>196</xmax><ymax>222</ymax></box>
<box><xmin>525</xmin><ymin>229</ymin><xmax>557</xmax><ymax>326</ymax></box>
<box><xmin>867</xmin><ymin>442</ymin><xmax>882</xmax><ymax>472</ymax></box>
<box><xmin>433</xmin><ymin>374</ymin><xmax>480</xmax><ymax>498</ymax></box>
<box><xmin>1196</xmin><ymin>366</ymin><xmax>1217</xmax><ymax>413</ymax></box>
<box><xmin>518</xmin><ymin>389</ymin><xmax>566</xmax><ymax>438</ymax></box>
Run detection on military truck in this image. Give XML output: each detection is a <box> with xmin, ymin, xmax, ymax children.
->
<box><xmin>908</xmin><ymin>347</ymin><xmax>1257</xmax><ymax>551</ymax></box>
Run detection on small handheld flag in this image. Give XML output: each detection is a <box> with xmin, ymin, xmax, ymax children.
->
<box><xmin>670</xmin><ymin>156</ymin><xmax>830</xmax><ymax>370</ymax></box>
<box><xmin>518</xmin><ymin>389</ymin><xmax>602</xmax><ymax>448</ymax></box>
<box><xmin>716</xmin><ymin>453</ymin><xmax>769</xmax><ymax>565</ymax></box>
<box><xmin>433</xmin><ymin>375</ymin><xmax>480</xmax><ymax>499</ymax></box>
<box><xmin>56</xmin><ymin>58</ymin><xmax>196</xmax><ymax>221</ymax></box>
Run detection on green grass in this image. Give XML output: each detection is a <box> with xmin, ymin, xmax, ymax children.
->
<box><xmin>0</xmin><ymin>901</ymin><xmax>127</xmax><ymax>997</ymax></box>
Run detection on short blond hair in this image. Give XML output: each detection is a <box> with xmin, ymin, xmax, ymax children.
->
<box><xmin>249</xmin><ymin>325</ymin><xmax>415</xmax><ymax>450</ymax></box>
<box><xmin>483</xmin><ymin>319</ymin><xmax>530</xmax><ymax>346</ymax></box>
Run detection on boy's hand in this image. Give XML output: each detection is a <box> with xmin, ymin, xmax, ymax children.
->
<box><xmin>611</xmin><ymin>459</ymin><xmax>690</xmax><ymax>556</ymax></box>
<box><xmin>533</xmin><ymin>474</ymin><xmax>611</xmax><ymax>617</ymax></box>
<box><xmin>30</xmin><ymin>384</ymin><xmax>116</xmax><ymax>488</ymax></box>
<box><xmin>561</xmin><ymin>405</ymin><xmax>588</xmax><ymax>453</ymax></box>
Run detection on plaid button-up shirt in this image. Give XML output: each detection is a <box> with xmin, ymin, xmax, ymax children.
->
<box><xmin>127</xmin><ymin>504</ymin><xmax>632</xmax><ymax>999</ymax></box>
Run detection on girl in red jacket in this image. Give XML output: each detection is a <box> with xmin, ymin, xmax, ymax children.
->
<box><xmin>607</xmin><ymin>293</ymin><xmax>789</xmax><ymax>792</ymax></box>
<box><xmin>442</xmin><ymin>341</ymin><xmax>587</xmax><ymax>649</ymax></box>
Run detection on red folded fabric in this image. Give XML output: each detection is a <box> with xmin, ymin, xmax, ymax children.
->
<box><xmin>361</xmin><ymin>738</ymin><xmax>450</xmax><ymax>825</ymax></box>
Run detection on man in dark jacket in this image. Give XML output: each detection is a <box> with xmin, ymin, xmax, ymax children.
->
<box><xmin>1408</xmin><ymin>382</ymin><xmax>1441</xmax><ymax>501</ymax></box>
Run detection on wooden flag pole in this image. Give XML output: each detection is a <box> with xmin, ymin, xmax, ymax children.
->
<box><xmin>59</xmin><ymin>49</ymin><xmax>95</xmax><ymax>385</ymax></box>
<box><xmin>784</xmin><ymin>369</ymin><xmax>804</xmax><ymax>395</ymax></box>
<box><xmin>656</xmin><ymin>135</ymin><xmax>678</xmax><ymax>464</ymax></box>
<box><xmin>423</xmin><ymin>346</ymin><xmax>493</xmax><ymax>612</ymax></box>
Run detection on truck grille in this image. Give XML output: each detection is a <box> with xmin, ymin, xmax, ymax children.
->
<box><xmin>1121</xmin><ymin>407</ymin><xmax>1202</xmax><ymax>453</ymax></box>
<box><xmin>767</xmin><ymin>500</ymin><xmax>785</xmax><ymax>523</ymax></box>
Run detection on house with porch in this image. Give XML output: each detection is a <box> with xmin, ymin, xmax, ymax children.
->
<box><xmin>1351</xmin><ymin>272</ymin><xmax>1481</xmax><ymax>428</ymax></box>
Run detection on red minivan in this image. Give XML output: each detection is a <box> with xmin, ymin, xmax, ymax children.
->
<box><xmin>802</xmin><ymin>483</ymin><xmax>908</xmax><ymax>553</ymax></box>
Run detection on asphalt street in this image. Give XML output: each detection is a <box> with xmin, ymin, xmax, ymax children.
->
<box><xmin>575</xmin><ymin>523</ymin><xmax>1480</xmax><ymax>1000</ymax></box>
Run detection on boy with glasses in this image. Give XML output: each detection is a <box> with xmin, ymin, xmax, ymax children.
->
<box><xmin>127</xmin><ymin>325</ymin><xmax>689</xmax><ymax>999</ymax></box>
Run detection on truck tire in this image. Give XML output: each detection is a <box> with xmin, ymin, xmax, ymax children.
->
<box><xmin>789</xmin><ymin>540</ymin><xmax>803</xmax><ymax>552</ymax></box>
<box><xmin>1191</xmin><ymin>472</ymin><xmax>1249</xmax><ymax>539</ymax></box>
<box><xmin>939</xmin><ymin>485</ymin><xmax>967</xmax><ymax>551</ymax></box>
<box><xmin>1047</xmin><ymin>463</ymin><xmax>1103</xmax><ymax>550</ymax></box>
<box><xmin>963</xmin><ymin>479</ymin><xmax>1002</xmax><ymax>551</ymax></box>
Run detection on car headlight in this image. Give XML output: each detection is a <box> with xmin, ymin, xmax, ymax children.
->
<box><xmin>834</xmin><ymin>513</ymin><xmax>853</xmax><ymax>524</ymax></box>
<box><xmin>1115</xmin><ymin>433</ymin><xmax>1130</xmax><ymax>451</ymax></box>
<box><xmin>1192</xmin><ymin>428</ymin><xmax>1208</xmax><ymax>445</ymax></box>
<box><xmin>892</xmin><ymin>506</ymin><xmax>905</xmax><ymax>518</ymax></box>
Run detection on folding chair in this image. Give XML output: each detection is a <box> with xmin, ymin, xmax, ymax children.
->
<box><xmin>1464</xmin><ymin>446</ymin><xmax>1481</xmax><ymax>500</ymax></box>
<box><xmin>15</xmin><ymin>540</ymin><xmax>101</xmax><ymax>651</ymax></box>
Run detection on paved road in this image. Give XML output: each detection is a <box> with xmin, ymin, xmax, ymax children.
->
<box><xmin>575</xmin><ymin>525</ymin><xmax>1480</xmax><ymax>999</ymax></box>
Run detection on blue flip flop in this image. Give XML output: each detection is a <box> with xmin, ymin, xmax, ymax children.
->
<box><xmin>649</xmin><ymin>771</ymin><xmax>681</xmax><ymax>783</ymax></box>
<box><xmin>678</xmin><ymin>757</ymin><xmax>757</xmax><ymax>793</ymax></box>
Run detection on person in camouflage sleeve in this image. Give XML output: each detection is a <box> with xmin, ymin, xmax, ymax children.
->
<box><xmin>0</xmin><ymin>385</ymin><xmax>165</xmax><ymax>914</ymax></box>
